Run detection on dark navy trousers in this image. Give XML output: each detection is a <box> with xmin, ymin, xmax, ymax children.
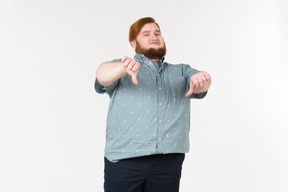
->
<box><xmin>104</xmin><ymin>153</ymin><xmax>185</xmax><ymax>192</ymax></box>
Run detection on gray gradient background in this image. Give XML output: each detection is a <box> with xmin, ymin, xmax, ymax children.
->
<box><xmin>1</xmin><ymin>0</ymin><xmax>288</xmax><ymax>191</ymax></box>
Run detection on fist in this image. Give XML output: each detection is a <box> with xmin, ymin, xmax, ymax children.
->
<box><xmin>121</xmin><ymin>56</ymin><xmax>140</xmax><ymax>85</ymax></box>
<box><xmin>185</xmin><ymin>71</ymin><xmax>211</xmax><ymax>97</ymax></box>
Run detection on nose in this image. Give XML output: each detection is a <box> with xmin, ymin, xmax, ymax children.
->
<box><xmin>151</xmin><ymin>34</ymin><xmax>158</xmax><ymax>40</ymax></box>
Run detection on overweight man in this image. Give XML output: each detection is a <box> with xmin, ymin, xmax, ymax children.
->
<box><xmin>95</xmin><ymin>17</ymin><xmax>211</xmax><ymax>192</ymax></box>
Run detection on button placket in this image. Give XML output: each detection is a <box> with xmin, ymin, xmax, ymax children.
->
<box><xmin>156</xmin><ymin>72</ymin><xmax>164</xmax><ymax>152</ymax></box>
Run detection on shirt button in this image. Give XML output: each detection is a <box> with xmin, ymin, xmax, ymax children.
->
<box><xmin>158</xmin><ymin>138</ymin><xmax>162</xmax><ymax>140</ymax></box>
<box><xmin>159</xmin><ymin>103</ymin><xmax>162</xmax><ymax>106</ymax></box>
<box><xmin>158</xmin><ymin>87</ymin><xmax>162</xmax><ymax>90</ymax></box>
<box><xmin>159</xmin><ymin>120</ymin><xmax>162</xmax><ymax>123</ymax></box>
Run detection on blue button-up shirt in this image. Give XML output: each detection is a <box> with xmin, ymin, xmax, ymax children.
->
<box><xmin>95</xmin><ymin>54</ymin><xmax>207</xmax><ymax>162</ymax></box>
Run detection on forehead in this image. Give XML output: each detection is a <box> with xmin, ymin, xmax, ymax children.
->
<box><xmin>140</xmin><ymin>23</ymin><xmax>160</xmax><ymax>33</ymax></box>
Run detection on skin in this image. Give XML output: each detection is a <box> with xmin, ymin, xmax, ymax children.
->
<box><xmin>130</xmin><ymin>23</ymin><xmax>165</xmax><ymax>63</ymax></box>
<box><xmin>96</xmin><ymin>23</ymin><xmax>211</xmax><ymax>96</ymax></box>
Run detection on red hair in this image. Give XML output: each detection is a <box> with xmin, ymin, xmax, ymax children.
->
<box><xmin>129</xmin><ymin>17</ymin><xmax>160</xmax><ymax>42</ymax></box>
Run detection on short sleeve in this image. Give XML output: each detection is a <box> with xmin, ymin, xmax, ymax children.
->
<box><xmin>190</xmin><ymin>91</ymin><xmax>208</xmax><ymax>99</ymax></box>
<box><xmin>94</xmin><ymin>78</ymin><xmax>120</xmax><ymax>96</ymax></box>
<box><xmin>94</xmin><ymin>78</ymin><xmax>107</xmax><ymax>94</ymax></box>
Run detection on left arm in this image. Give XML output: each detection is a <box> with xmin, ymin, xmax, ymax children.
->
<box><xmin>185</xmin><ymin>71</ymin><xmax>211</xmax><ymax>97</ymax></box>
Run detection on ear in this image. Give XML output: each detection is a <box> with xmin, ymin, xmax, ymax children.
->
<box><xmin>130</xmin><ymin>40</ymin><xmax>136</xmax><ymax>49</ymax></box>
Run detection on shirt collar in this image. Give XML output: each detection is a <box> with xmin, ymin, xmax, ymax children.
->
<box><xmin>134</xmin><ymin>54</ymin><xmax>165</xmax><ymax>64</ymax></box>
<box><xmin>134</xmin><ymin>54</ymin><xmax>165</xmax><ymax>73</ymax></box>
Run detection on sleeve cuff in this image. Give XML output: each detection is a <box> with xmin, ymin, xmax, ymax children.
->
<box><xmin>94</xmin><ymin>78</ymin><xmax>107</xmax><ymax>94</ymax></box>
<box><xmin>190</xmin><ymin>91</ymin><xmax>208</xmax><ymax>99</ymax></box>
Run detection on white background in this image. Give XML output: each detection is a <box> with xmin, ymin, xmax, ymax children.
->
<box><xmin>1</xmin><ymin>0</ymin><xmax>288</xmax><ymax>191</ymax></box>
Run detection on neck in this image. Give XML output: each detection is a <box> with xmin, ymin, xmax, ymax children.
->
<box><xmin>150</xmin><ymin>58</ymin><xmax>160</xmax><ymax>63</ymax></box>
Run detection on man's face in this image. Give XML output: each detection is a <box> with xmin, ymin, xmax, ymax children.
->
<box><xmin>131</xmin><ymin>23</ymin><xmax>166</xmax><ymax>60</ymax></box>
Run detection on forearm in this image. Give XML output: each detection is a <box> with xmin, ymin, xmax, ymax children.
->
<box><xmin>96</xmin><ymin>61</ymin><xmax>128</xmax><ymax>87</ymax></box>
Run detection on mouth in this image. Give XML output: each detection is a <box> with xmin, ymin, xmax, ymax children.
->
<box><xmin>150</xmin><ymin>41</ymin><xmax>160</xmax><ymax>45</ymax></box>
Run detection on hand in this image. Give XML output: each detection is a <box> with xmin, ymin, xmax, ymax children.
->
<box><xmin>185</xmin><ymin>71</ymin><xmax>211</xmax><ymax>97</ymax></box>
<box><xmin>121</xmin><ymin>56</ymin><xmax>140</xmax><ymax>85</ymax></box>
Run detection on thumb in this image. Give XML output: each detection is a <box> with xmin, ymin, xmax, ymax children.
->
<box><xmin>131</xmin><ymin>72</ymin><xmax>138</xmax><ymax>85</ymax></box>
<box><xmin>185</xmin><ymin>83</ymin><xmax>194</xmax><ymax>97</ymax></box>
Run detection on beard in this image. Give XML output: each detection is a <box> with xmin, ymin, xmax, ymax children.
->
<box><xmin>135</xmin><ymin>42</ymin><xmax>166</xmax><ymax>60</ymax></box>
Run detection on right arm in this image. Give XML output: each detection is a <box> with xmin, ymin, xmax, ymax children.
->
<box><xmin>96</xmin><ymin>56</ymin><xmax>140</xmax><ymax>87</ymax></box>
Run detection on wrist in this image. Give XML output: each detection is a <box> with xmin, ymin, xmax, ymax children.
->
<box><xmin>119</xmin><ymin>62</ymin><xmax>128</xmax><ymax>75</ymax></box>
